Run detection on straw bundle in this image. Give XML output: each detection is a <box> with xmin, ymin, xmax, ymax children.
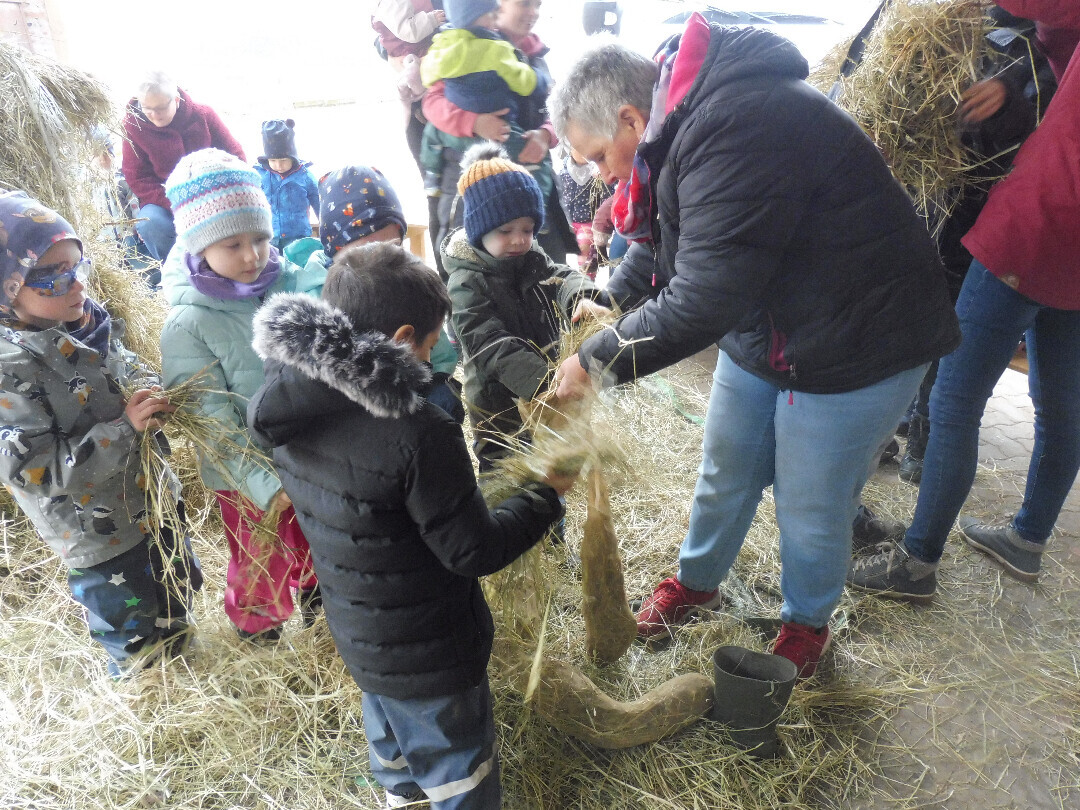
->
<box><xmin>822</xmin><ymin>0</ymin><xmax>994</xmax><ymax>226</ymax></box>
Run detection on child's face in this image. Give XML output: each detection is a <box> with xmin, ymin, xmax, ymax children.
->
<box><xmin>11</xmin><ymin>239</ymin><xmax>88</xmax><ymax>327</ymax></box>
<box><xmin>201</xmin><ymin>232</ymin><xmax>271</xmax><ymax>283</ymax></box>
<box><xmin>268</xmin><ymin>158</ymin><xmax>294</xmax><ymax>174</ymax></box>
<box><xmin>481</xmin><ymin>217</ymin><xmax>534</xmax><ymax>259</ymax></box>
<box><xmin>497</xmin><ymin>0</ymin><xmax>541</xmax><ymax>37</ymax></box>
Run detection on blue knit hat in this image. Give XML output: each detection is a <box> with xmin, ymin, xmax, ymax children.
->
<box><xmin>259</xmin><ymin>118</ymin><xmax>299</xmax><ymax>166</ymax></box>
<box><xmin>318</xmin><ymin>165</ymin><xmax>407</xmax><ymax>257</ymax></box>
<box><xmin>458</xmin><ymin>143</ymin><xmax>545</xmax><ymax>249</ymax></box>
<box><xmin>445</xmin><ymin>0</ymin><xmax>497</xmax><ymax>28</ymax></box>
<box><xmin>165</xmin><ymin>148</ymin><xmax>272</xmax><ymax>255</ymax></box>
<box><xmin>0</xmin><ymin>190</ymin><xmax>81</xmax><ymax>313</ymax></box>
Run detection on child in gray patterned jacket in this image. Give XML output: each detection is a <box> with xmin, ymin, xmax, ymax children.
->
<box><xmin>0</xmin><ymin>190</ymin><xmax>202</xmax><ymax>678</ymax></box>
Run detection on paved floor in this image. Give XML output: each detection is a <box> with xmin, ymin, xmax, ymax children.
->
<box><xmin>677</xmin><ymin>349</ymin><xmax>1079</xmax><ymax>809</ymax></box>
<box><xmin>861</xmin><ymin>368</ymin><xmax>1080</xmax><ymax>810</ymax></box>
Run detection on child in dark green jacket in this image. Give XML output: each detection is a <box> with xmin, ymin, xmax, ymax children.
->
<box><xmin>442</xmin><ymin>143</ymin><xmax>609</xmax><ymax>470</ymax></box>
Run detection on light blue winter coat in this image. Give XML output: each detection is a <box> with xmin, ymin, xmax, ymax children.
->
<box><xmin>0</xmin><ymin>317</ymin><xmax>180</xmax><ymax>569</ymax></box>
<box><xmin>254</xmin><ymin>161</ymin><xmax>320</xmax><ymax>243</ymax></box>
<box><xmin>160</xmin><ymin>248</ymin><xmax>326</xmax><ymax>509</ymax></box>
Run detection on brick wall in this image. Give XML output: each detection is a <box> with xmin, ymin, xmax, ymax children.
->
<box><xmin>0</xmin><ymin>0</ymin><xmax>66</xmax><ymax>59</ymax></box>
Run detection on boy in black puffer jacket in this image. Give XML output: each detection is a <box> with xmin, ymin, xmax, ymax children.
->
<box><xmin>247</xmin><ymin>242</ymin><xmax>572</xmax><ymax>810</ymax></box>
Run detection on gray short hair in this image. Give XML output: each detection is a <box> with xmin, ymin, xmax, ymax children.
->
<box><xmin>136</xmin><ymin>70</ymin><xmax>177</xmax><ymax>100</ymax></box>
<box><xmin>549</xmin><ymin>41</ymin><xmax>659</xmax><ymax>140</ymax></box>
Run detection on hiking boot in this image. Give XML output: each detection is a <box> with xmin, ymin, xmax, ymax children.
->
<box><xmin>852</xmin><ymin>504</ymin><xmax>906</xmax><ymax>554</ymax></box>
<box><xmin>772</xmin><ymin>622</ymin><xmax>831</xmax><ymax>681</ymax></box>
<box><xmin>635</xmin><ymin>576</ymin><xmax>723</xmax><ymax>639</ymax></box>
<box><xmin>846</xmin><ymin>541</ymin><xmax>937</xmax><ymax>603</ymax></box>
<box><xmin>236</xmin><ymin>626</ymin><xmax>282</xmax><ymax>645</ymax></box>
<box><xmin>959</xmin><ymin>516</ymin><xmax>1045</xmax><ymax>583</ymax></box>
<box><xmin>298</xmin><ymin>585</ymin><xmax>323</xmax><ymax>628</ymax></box>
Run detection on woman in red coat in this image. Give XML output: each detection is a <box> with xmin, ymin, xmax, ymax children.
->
<box><xmin>850</xmin><ymin>1</ymin><xmax>1080</xmax><ymax>598</ymax></box>
<box><xmin>121</xmin><ymin>71</ymin><xmax>245</xmax><ymax>263</ymax></box>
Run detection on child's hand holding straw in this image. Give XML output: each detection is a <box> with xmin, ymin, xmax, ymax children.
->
<box><xmin>125</xmin><ymin>386</ymin><xmax>175</xmax><ymax>432</ymax></box>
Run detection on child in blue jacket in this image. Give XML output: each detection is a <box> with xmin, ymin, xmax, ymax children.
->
<box><xmin>254</xmin><ymin>119</ymin><xmax>320</xmax><ymax>251</ymax></box>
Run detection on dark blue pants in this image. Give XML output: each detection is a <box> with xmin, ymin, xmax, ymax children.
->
<box><xmin>362</xmin><ymin>678</ymin><xmax>500</xmax><ymax>809</ymax></box>
<box><xmin>69</xmin><ymin>507</ymin><xmax>203</xmax><ymax>675</ymax></box>
<box><xmin>905</xmin><ymin>261</ymin><xmax>1080</xmax><ymax>561</ymax></box>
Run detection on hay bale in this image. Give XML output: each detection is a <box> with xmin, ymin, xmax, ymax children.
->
<box><xmin>822</xmin><ymin>0</ymin><xmax>993</xmax><ymax>226</ymax></box>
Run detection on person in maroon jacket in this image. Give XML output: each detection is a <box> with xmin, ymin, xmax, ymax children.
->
<box><xmin>850</xmin><ymin>1</ymin><xmax>1080</xmax><ymax>599</ymax></box>
<box><xmin>121</xmin><ymin>71</ymin><xmax>245</xmax><ymax>263</ymax></box>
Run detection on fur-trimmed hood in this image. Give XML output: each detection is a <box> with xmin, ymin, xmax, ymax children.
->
<box><xmin>251</xmin><ymin>293</ymin><xmax>430</xmax><ymax>420</ymax></box>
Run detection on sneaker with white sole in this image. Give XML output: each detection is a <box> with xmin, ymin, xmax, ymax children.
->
<box><xmin>959</xmin><ymin>516</ymin><xmax>1045</xmax><ymax>583</ymax></box>
<box><xmin>846</xmin><ymin>541</ymin><xmax>937</xmax><ymax>603</ymax></box>
<box><xmin>635</xmin><ymin>576</ymin><xmax>724</xmax><ymax>639</ymax></box>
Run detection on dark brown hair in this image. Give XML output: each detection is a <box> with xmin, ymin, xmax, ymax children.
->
<box><xmin>323</xmin><ymin>242</ymin><xmax>450</xmax><ymax>339</ymax></box>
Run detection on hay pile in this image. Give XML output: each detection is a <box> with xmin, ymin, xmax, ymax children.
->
<box><xmin>2</xmin><ymin>361</ymin><xmax>1080</xmax><ymax>808</ymax></box>
<box><xmin>0</xmin><ymin>39</ymin><xmax>166</xmax><ymax>367</ymax></box>
<box><xmin>813</xmin><ymin>0</ymin><xmax>995</xmax><ymax>227</ymax></box>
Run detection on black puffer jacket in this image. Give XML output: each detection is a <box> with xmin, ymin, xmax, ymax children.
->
<box><xmin>583</xmin><ymin>26</ymin><xmax>960</xmax><ymax>394</ymax></box>
<box><xmin>247</xmin><ymin>294</ymin><xmax>562</xmax><ymax>700</ymax></box>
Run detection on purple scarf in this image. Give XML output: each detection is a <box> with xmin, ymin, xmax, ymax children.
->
<box><xmin>184</xmin><ymin>248</ymin><xmax>282</xmax><ymax>300</ymax></box>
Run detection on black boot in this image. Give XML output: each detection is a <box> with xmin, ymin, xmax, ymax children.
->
<box><xmin>899</xmin><ymin>412</ymin><xmax>929</xmax><ymax>485</ymax></box>
<box><xmin>712</xmin><ymin>646</ymin><xmax>798</xmax><ymax>758</ymax></box>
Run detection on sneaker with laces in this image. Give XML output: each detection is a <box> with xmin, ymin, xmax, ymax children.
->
<box><xmin>959</xmin><ymin>516</ymin><xmax>1045</xmax><ymax>583</ymax></box>
<box><xmin>635</xmin><ymin>576</ymin><xmax>723</xmax><ymax>639</ymax></box>
<box><xmin>846</xmin><ymin>541</ymin><xmax>937</xmax><ymax>603</ymax></box>
<box><xmin>852</xmin><ymin>504</ymin><xmax>906</xmax><ymax>554</ymax></box>
<box><xmin>772</xmin><ymin>621</ymin><xmax>831</xmax><ymax>680</ymax></box>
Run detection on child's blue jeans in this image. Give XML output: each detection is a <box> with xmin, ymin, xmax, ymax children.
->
<box><xmin>363</xmin><ymin>678</ymin><xmax>500</xmax><ymax>809</ymax></box>
<box><xmin>904</xmin><ymin>260</ymin><xmax>1080</xmax><ymax>562</ymax></box>
<box><xmin>677</xmin><ymin>353</ymin><xmax>926</xmax><ymax>628</ymax></box>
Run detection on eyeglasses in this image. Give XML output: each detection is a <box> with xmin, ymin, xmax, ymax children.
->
<box><xmin>140</xmin><ymin>98</ymin><xmax>178</xmax><ymax>116</ymax></box>
<box><xmin>24</xmin><ymin>258</ymin><xmax>91</xmax><ymax>296</ymax></box>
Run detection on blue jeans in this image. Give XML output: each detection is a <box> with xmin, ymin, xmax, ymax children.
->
<box><xmin>678</xmin><ymin>354</ymin><xmax>926</xmax><ymax>627</ymax></box>
<box><xmin>134</xmin><ymin>203</ymin><xmax>176</xmax><ymax>262</ymax></box>
<box><xmin>905</xmin><ymin>261</ymin><xmax>1080</xmax><ymax>562</ymax></box>
<box><xmin>362</xmin><ymin>678</ymin><xmax>500</xmax><ymax>809</ymax></box>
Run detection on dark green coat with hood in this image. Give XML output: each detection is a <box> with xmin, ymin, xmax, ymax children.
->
<box><xmin>443</xmin><ymin>228</ymin><xmax>609</xmax><ymax>439</ymax></box>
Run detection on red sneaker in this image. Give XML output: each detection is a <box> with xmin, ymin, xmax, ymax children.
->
<box><xmin>772</xmin><ymin>622</ymin><xmax>831</xmax><ymax>680</ymax></box>
<box><xmin>635</xmin><ymin>577</ymin><xmax>723</xmax><ymax>639</ymax></box>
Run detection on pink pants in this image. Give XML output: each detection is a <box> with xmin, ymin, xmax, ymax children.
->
<box><xmin>214</xmin><ymin>491</ymin><xmax>318</xmax><ymax>634</ymax></box>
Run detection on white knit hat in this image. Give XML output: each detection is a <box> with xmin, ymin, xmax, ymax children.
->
<box><xmin>165</xmin><ymin>148</ymin><xmax>272</xmax><ymax>255</ymax></box>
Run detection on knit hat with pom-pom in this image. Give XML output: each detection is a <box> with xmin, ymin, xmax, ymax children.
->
<box><xmin>457</xmin><ymin>142</ymin><xmax>544</xmax><ymax>249</ymax></box>
<box><xmin>165</xmin><ymin>148</ymin><xmax>271</xmax><ymax>255</ymax></box>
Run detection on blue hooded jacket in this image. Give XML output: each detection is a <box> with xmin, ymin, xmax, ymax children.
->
<box><xmin>254</xmin><ymin>161</ymin><xmax>320</xmax><ymax>242</ymax></box>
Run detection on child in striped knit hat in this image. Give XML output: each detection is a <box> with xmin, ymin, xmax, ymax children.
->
<box><xmin>159</xmin><ymin>148</ymin><xmax>326</xmax><ymax>643</ymax></box>
<box><xmin>442</xmin><ymin>143</ymin><xmax>611</xmax><ymax>473</ymax></box>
